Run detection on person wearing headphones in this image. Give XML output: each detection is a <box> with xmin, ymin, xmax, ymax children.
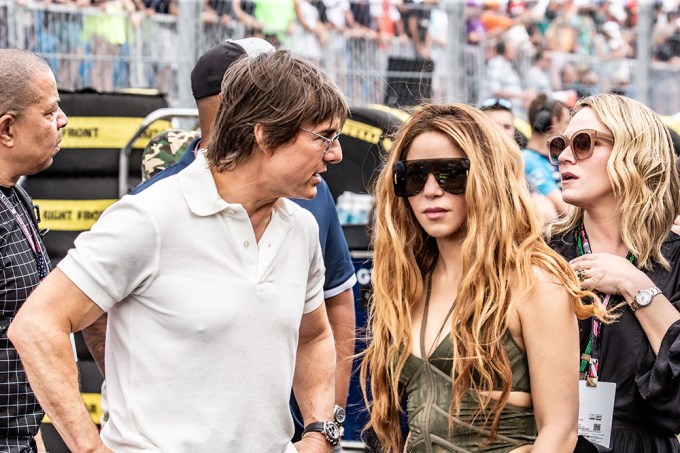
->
<box><xmin>522</xmin><ymin>94</ymin><xmax>570</xmax><ymax>217</ymax></box>
<box><xmin>480</xmin><ymin>97</ymin><xmax>558</xmax><ymax>223</ymax></box>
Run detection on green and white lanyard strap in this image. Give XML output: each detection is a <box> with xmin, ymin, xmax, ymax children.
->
<box><xmin>576</xmin><ymin>223</ymin><xmax>635</xmax><ymax>386</ymax></box>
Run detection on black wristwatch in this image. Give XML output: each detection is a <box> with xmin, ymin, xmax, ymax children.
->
<box><xmin>302</xmin><ymin>420</ymin><xmax>340</xmax><ymax>446</ymax></box>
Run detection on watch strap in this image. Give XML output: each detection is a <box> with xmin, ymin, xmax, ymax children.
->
<box><xmin>302</xmin><ymin>421</ymin><xmax>325</xmax><ymax>436</ymax></box>
<box><xmin>630</xmin><ymin>298</ymin><xmax>640</xmax><ymax>312</ymax></box>
<box><xmin>302</xmin><ymin>421</ymin><xmax>340</xmax><ymax>446</ymax></box>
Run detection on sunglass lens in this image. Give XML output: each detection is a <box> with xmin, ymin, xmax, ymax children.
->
<box><xmin>405</xmin><ymin>162</ymin><xmax>428</xmax><ymax>196</ymax></box>
<box><xmin>549</xmin><ymin>136</ymin><xmax>567</xmax><ymax>164</ymax></box>
<box><xmin>438</xmin><ymin>161</ymin><xmax>467</xmax><ymax>194</ymax></box>
<box><xmin>572</xmin><ymin>132</ymin><xmax>592</xmax><ymax>160</ymax></box>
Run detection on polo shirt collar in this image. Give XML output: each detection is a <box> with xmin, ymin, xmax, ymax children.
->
<box><xmin>177</xmin><ymin>150</ymin><xmax>300</xmax><ymax>223</ymax></box>
<box><xmin>177</xmin><ymin>150</ymin><xmax>230</xmax><ymax>216</ymax></box>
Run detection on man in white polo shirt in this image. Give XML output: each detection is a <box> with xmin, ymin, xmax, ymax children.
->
<box><xmin>9</xmin><ymin>50</ymin><xmax>348</xmax><ymax>453</ymax></box>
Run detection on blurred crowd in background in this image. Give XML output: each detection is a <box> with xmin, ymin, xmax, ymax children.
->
<box><xmin>3</xmin><ymin>0</ymin><xmax>680</xmax><ymax>115</ymax></box>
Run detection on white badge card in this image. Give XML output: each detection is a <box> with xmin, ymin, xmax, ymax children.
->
<box><xmin>578</xmin><ymin>380</ymin><xmax>616</xmax><ymax>448</ymax></box>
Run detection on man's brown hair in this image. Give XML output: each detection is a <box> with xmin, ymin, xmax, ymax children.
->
<box><xmin>207</xmin><ymin>50</ymin><xmax>348</xmax><ymax>172</ymax></box>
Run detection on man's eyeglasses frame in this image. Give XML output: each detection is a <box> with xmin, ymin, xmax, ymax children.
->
<box><xmin>300</xmin><ymin>127</ymin><xmax>341</xmax><ymax>154</ymax></box>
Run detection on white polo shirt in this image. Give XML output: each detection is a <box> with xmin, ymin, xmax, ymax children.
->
<box><xmin>59</xmin><ymin>152</ymin><xmax>325</xmax><ymax>452</ymax></box>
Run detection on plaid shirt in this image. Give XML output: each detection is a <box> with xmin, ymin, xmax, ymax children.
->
<box><xmin>0</xmin><ymin>185</ymin><xmax>51</xmax><ymax>452</ymax></box>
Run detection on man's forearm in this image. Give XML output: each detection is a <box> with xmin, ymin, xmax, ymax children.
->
<box><xmin>8</xmin><ymin>269</ymin><xmax>110</xmax><ymax>452</ymax></box>
<box><xmin>10</xmin><ymin>322</ymin><xmax>104</xmax><ymax>451</ymax></box>
<box><xmin>293</xmin><ymin>305</ymin><xmax>336</xmax><ymax>425</ymax></box>
<box><xmin>82</xmin><ymin>313</ymin><xmax>107</xmax><ymax>378</ymax></box>
<box><xmin>325</xmin><ymin>289</ymin><xmax>355</xmax><ymax>408</ymax></box>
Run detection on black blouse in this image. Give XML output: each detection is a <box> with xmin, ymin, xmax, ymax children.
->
<box><xmin>550</xmin><ymin>230</ymin><xmax>680</xmax><ymax>445</ymax></box>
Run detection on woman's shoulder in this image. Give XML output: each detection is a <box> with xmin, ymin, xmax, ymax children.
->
<box><xmin>510</xmin><ymin>265</ymin><xmax>573</xmax><ymax>318</ymax></box>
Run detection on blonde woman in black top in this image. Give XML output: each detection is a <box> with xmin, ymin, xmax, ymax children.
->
<box><xmin>547</xmin><ymin>93</ymin><xmax>680</xmax><ymax>452</ymax></box>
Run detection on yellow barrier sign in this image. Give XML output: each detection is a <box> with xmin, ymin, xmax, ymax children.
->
<box><xmin>35</xmin><ymin>199</ymin><xmax>117</xmax><ymax>232</ymax></box>
<box><xmin>61</xmin><ymin>117</ymin><xmax>173</xmax><ymax>149</ymax></box>
<box><xmin>342</xmin><ymin>119</ymin><xmax>383</xmax><ymax>145</ymax></box>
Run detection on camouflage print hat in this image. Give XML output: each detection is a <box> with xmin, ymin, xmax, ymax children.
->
<box><xmin>141</xmin><ymin>129</ymin><xmax>201</xmax><ymax>182</ymax></box>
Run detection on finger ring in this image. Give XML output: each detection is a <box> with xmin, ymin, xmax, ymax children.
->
<box><xmin>576</xmin><ymin>269</ymin><xmax>586</xmax><ymax>282</ymax></box>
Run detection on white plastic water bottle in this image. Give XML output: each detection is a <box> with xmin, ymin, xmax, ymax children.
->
<box><xmin>336</xmin><ymin>191</ymin><xmax>354</xmax><ymax>225</ymax></box>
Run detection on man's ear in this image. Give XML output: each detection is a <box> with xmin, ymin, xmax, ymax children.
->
<box><xmin>0</xmin><ymin>114</ymin><xmax>15</xmax><ymax>147</ymax></box>
<box><xmin>253</xmin><ymin>123</ymin><xmax>269</xmax><ymax>155</ymax></box>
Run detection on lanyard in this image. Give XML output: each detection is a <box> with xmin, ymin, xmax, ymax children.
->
<box><xmin>576</xmin><ymin>223</ymin><xmax>634</xmax><ymax>386</ymax></box>
<box><xmin>0</xmin><ymin>188</ymin><xmax>49</xmax><ymax>281</ymax></box>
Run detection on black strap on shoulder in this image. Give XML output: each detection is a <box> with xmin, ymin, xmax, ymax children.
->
<box><xmin>14</xmin><ymin>184</ymin><xmax>45</xmax><ymax>235</ymax></box>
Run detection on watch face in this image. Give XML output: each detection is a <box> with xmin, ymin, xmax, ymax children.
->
<box><xmin>635</xmin><ymin>290</ymin><xmax>652</xmax><ymax>307</ymax></box>
<box><xmin>324</xmin><ymin>422</ymin><xmax>340</xmax><ymax>443</ymax></box>
<box><xmin>334</xmin><ymin>405</ymin><xmax>346</xmax><ymax>424</ymax></box>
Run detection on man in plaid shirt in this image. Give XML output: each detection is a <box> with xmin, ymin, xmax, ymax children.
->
<box><xmin>0</xmin><ymin>49</ymin><xmax>68</xmax><ymax>452</ymax></box>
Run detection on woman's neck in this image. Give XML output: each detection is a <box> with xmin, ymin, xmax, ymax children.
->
<box><xmin>582</xmin><ymin>210</ymin><xmax>627</xmax><ymax>256</ymax></box>
<box><xmin>434</xmin><ymin>236</ymin><xmax>465</xmax><ymax>282</ymax></box>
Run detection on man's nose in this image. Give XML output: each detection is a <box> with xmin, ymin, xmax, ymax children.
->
<box><xmin>57</xmin><ymin>107</ymin><xmax>68</xmax><ymax>129</ymax></box>
<box><xmin>324</xmin><ymin>140</ymin><xmax>342</xmax><ymax>165</ymax></box>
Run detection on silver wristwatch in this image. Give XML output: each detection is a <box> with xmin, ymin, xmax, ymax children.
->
<box><xmin>333</xmin><ymin>405</ymin><xmax>346</xmax><ymax>437</ymax></box>
<box><xmin>630</xmin><ymin>286</ymin><xmax>662</xmax><ymax>312</ymax></box>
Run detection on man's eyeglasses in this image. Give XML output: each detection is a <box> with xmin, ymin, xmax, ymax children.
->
<box><xmin>393</xmin><ymin>158</ymin><xmax>470</xmax><ymax>197</ymax></box>
<box><xmin>479</xmin><ymin>98</ymin><xmax>513</xmax><ymax>112</ymax></box>
<box><xmin>300</xmin><ymin>127</ymin><xmax>341</xmax><ymax>154</ymax></box>
<box><xmin>546</xmin><ymin>129</ymin><xmax>614</xmax><ymax>165</ymax></box>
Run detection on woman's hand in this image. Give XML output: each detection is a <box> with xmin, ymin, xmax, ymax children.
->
<box><xmin>569</xmin><ymin>253</ymin><xmax>654</xmax><ymax>298</ymax></box>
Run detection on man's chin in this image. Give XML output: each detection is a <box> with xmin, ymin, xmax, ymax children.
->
<box><xmin>293</xmin><ymin>186</ymin><xmax>318</xmax><ymax>201</ymax></box>
<box><xmin>41</xmin><ymin>158</ymin><xmax>54</xmax><ymax>170</ymax></box>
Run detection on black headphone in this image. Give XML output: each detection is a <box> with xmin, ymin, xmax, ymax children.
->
<box><xmin>532</xmin><ymin>97</ymin><xmax>555</xmax><ymax>134</ymax></box>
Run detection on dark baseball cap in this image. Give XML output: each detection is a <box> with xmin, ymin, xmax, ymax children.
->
<box><xmin>190</xmin><ymin>37</ymin><xmax>275</xmax><ymax>100</ymax></box>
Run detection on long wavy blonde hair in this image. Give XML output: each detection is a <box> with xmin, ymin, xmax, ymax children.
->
<box><xmin>547</xmin><ymin>94</ymin><xmax>680</xmax><ymax>269</ymax></box>
<box><xmin>360</xmin><ymin>104</ymin><xmax>604</xmax><ymax>452</ymax></box>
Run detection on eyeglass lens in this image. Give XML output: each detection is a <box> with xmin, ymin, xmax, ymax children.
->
<box><xmin>325</xmin><ymin>133</ymin><xmax>341</xmax><ymax>153</ymax></box>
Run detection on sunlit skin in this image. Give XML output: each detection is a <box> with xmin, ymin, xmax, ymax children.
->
<box><xmin>557</xmin><ymin>108</ymin><xmax>616</xmax><ymax>212</ymax></box>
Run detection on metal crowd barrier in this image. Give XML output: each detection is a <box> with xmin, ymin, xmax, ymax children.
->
<box><xmin>1</xmin><ymin>1</ymin><xmax>679</xmax><ymax>114</ymax></box>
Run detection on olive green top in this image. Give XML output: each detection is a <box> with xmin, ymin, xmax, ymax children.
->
<box><xmin>399</xmin><ymin>331</ymin><xmax>537</xmax><ymax>452</ymax></box>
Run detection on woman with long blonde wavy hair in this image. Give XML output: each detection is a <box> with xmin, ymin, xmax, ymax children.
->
<box><xmin>546</xmin><ymin>93</ymin><xmax>680</xmax><ymax>452</ymax></box>
<box><xmin>360</xmin><ymin>103</ymin><xmax>605</xmax><ymax>453</ymax></box>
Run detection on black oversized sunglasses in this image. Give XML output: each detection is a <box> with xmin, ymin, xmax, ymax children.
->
<box><xmin>546</xmin><ymin>129</ymin><xmax>614</xmax><ymax>165</ymax></box>
<box><xmin>393</xmin><ymin>158</ymin><xmax>470</xmax><ymax>197</ymax></box>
